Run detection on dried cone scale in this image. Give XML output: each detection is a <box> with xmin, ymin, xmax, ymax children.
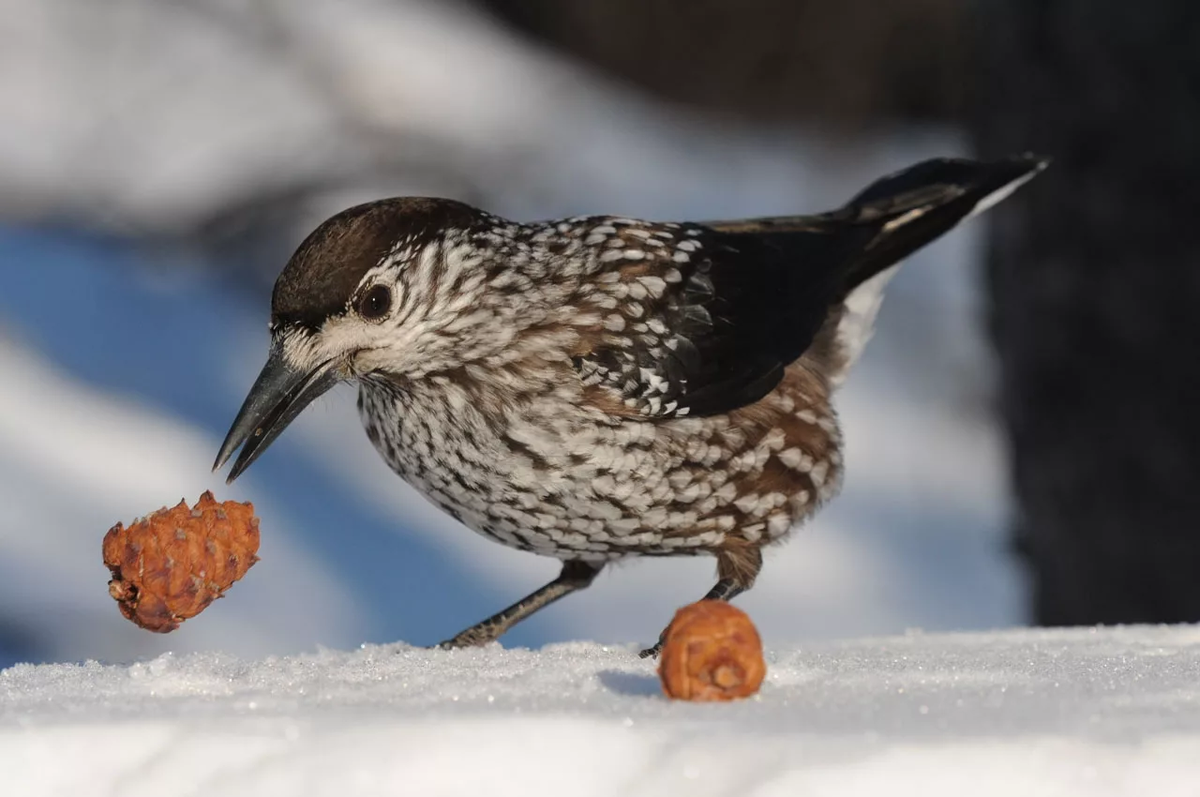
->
<box><xmin>102</xmin><ymin>491</ymin><xmax>260</xmax><ymax>632</ymax></box>
<box><xmin>658</xmin><ymin>600</ymin><xmax>766</xmax><ymax>701</ymax></box>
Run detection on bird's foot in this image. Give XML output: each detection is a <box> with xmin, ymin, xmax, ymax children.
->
<box><xmin>433</xmin><ymin>625</ymin><xmax>501</xmax><ymax>650</ymax></box>
<box><xmin>638</xmin><ymin>633</ymin><xmax>666</xmax><ymax>659</ymax></box>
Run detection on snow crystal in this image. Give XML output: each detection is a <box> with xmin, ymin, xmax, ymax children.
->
<box><xmin>4</xmin><ymin>625</ymin><xmax>1200</xmax><ymax>796</ymax></box>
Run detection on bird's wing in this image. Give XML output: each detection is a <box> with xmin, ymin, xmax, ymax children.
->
<box><xmin>571</xmin><ymin>156</ymin><xmax>1047</xmax><ymax>419</ymax></box>
<box><xmin>570</xmin><ymin>219</ymin><xmax>860</xmax><ymax>419</ymax></box>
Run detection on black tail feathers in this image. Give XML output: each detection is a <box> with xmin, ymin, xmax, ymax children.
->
<box><xmin>703</xmin><ymin>154</ymin><xmax>1048</xmax><ymax>297</ymax></box>
<box><xmin>838</xmin><ymin>154</ymin><xmax>1049</xmax><ymax>292</ymax></box>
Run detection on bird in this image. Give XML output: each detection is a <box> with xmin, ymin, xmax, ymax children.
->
<box><xmin>214</xmin><ymin>155</ymin><xmax>1047</xmax><ymax>657</ymax></box>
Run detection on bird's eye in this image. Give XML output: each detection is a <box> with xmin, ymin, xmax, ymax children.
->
<box><xmin>357</xmin><ymin>284</ymin><xmax>392</xmax><ymax>320</ymax></box>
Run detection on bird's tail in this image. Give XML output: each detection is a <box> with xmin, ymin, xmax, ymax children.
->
<box><xmin>706</xmin><ymin>154</ymin><xmax>1048</xmax><ymax>384</ymax></box>
<box><xmin>707</xmin><ymin>154</ymin><xmax>1049</xmax><ymax>295</ymax></box>
<box><xmin>837</xmin><ymin>154</ymin><xmax>1049</xmax><ymax>294</ymax></box>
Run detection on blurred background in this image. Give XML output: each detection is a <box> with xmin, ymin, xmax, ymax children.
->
<box><xmin>1</xmin><ymin>0</ymin><xmax>1194</xmax><ymax>667</ymax></box>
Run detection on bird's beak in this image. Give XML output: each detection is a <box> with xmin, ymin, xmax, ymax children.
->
<box><xmin>213</xmin><ymin>340</ymin><xmax>341</xmax><ymax>483</ymax></box>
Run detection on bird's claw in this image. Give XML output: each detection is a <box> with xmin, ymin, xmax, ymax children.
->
<box><xmin>638</xmin><ymin>635</ymin><xmax>666</xmax><ymax>659</ymax></box>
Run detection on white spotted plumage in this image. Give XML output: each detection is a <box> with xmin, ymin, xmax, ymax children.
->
<box><xmin>310</xmin><ymin>211</ymin><xmax>849</xmax><ymax>560</ymax></box>
<box><xmin>222</xmin><ymin>156</ymin><xmax>1043</xmax><ymax>651</ymax></box>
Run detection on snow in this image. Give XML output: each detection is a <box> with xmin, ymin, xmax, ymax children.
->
<box><xmin>5</xmin><ymin>625</ymin><xmax>1200</xmax><ymax>796</ymax></box>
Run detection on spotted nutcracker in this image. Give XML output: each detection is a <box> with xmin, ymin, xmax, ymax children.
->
<box><xmin>215</xmin><ymin>155</ymin><xmax>1046</xmax><ymax>656</ymax></box>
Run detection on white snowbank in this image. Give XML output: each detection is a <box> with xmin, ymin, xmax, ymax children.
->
<box><xmin>4</xmin><ymin>625</ymin><xmax>1200</xmax><ymax>796</ymax></box>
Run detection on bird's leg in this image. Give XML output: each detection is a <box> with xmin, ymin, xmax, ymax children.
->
<box><xmin>639</xmin><ymin>545</ymin><xmax>763</xmax><ymax>659</ymax></box>
<box><xmin>637</xmin><ymin>579</ymin><xmax>745</xmax><ymax>659</ymax></box>
<box><xmin>437</xmin><ymin>560</ymin><xmax>604</xmax><ymax>649</ymax></box>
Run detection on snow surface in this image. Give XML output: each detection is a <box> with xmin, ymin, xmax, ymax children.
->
<box><xmin>5</xmin><ymin>625</ymin><xmax>1200</xmax><ymax>796</ymax></box>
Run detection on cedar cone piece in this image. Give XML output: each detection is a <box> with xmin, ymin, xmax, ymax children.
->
<box><xmin>658</xmin><ymin>600</ymin><xmax>766</xmax><ymax>701</ymax></box>
<box><xmin>102</xmin><ymin>491</ymin><xmax>260</xmax><ymax>633</ymax></box>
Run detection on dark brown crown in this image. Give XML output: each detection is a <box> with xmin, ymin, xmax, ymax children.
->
<box><xmin>271</xmin><ymin>197</ymin><xmax>486</xmax><ymax>329</ymax></box>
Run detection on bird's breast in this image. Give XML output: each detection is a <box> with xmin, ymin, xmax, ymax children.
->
<box><xmin>355</xmin><ymin>364</ymin><xmax>842</xmax><ymax>559</ymax></box>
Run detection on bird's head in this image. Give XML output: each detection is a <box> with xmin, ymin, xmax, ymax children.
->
<box><xmin>213</xmin><ymin>197</ymin><xmax>538</xmax><ymax>482</ymax></box>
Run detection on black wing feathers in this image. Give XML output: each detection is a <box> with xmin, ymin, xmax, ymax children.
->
<box><xmin>575</xmin><ymin>156</ymin><xmax>1046</xmax><ymax>419</ymax></box>
<box><xmin>671</xmin><ymin>228</ymin><xmax>866</xmax><ymax>417</ymax></box>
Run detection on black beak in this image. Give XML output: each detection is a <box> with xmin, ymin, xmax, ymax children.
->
<box><xmin>213</xmin><ymin>341</ymin><xmax>341</xmax><ymax>483</ymax></box>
